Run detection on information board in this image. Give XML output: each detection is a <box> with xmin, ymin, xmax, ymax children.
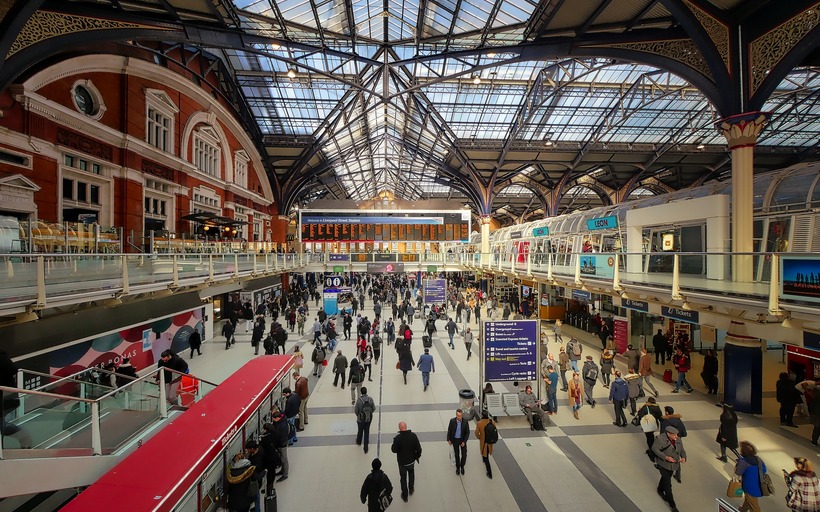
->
<box><xmin>299</xmin><ymin>210</ymin><xmax>471</xmax><ymax>243</ymax></box>
<box><xmin>423</xmin><ymin>278</ymin><xmax>447</xmax><ymax>305</ymax></box>
<box><xmin>483</xmin><ymin>320</ymin><xmax>538</xmax><ymax>382</ymax></box>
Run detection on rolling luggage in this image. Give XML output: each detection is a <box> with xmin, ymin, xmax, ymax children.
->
<box><xmin>663</xmin><ymin>369</ymin><xmax>673</xmax><ymax>383</ymax></box>
<box><xmin>423</xmin><ymin>335</ymin><xmax>432</xmax><ymax>348</ymax></box>
<box><xmin>265</xmin><ymin>488</ymin><xmax>277</xmax><ymax>512</ymax></box>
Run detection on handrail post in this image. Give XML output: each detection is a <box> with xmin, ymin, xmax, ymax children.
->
<box><xmin>253</xmin><ymin>253</ymin><xmax>258</xmax><ymax>275</ymax></box>
<box><xmin>574</xmin><ymin>254</ymin><xmax>581</xmax><ymax>285</ymax></box>
<box><xmin>172</xmin><ymin>254</ymin><xmax>179</xmax><ymax>288</ymax></box>
<box><xmin>612</xmin><ymin>253</ymin><xmax>622</xmax><ymax>292</ymax></box>
<box><xmin>547</xmin><ymin>252</ymin><xmax>554</xmax><ymax>282</ymax></box>
<box><xmin>159</xmin><ymin>370</ymin><xmax>168</xmax><ymax>418</ymax></box>
<box><xmin>526</xmin><ymin>249</ymin><xmax>532</xmax><ymax>276</ymax></box>
<box><xmin>233</xmin><ymin>253</ymin><xmax>239</xmax><ymax>278</ymax></box>
<box><xmin>91</xmin><ymin>402</ymin><xmax>102</xmax><ymax>455</ymax></box>
<box><xmin>36</xmin><ymin>255</ymin><xmax>46</xmax><ymax>307</ymax></box>
<box><xmin>768</xmin><ymin>254</ymin><xmax>782</xmax><ymax>315</ymax></box>
<box><xmin>265</xmin><ymin>253</ymin><xmax>270</xmax><ymax>273</ymax></box>
<box><xmin>16</xmin><ymin>369</ymin><xmax>24</xmax><ymax>418</ymax></box>
<box><xmin>208</xmin><ymin>255</ymin><xmax>214</xmax><ymax>281</ymax></box>
<box><xmin>121</xmin><ymin>255</ymin><xmax>130</xmax><ymax>295</ymax></box>
<box><xmin>671</xmin><ymin>254</ymin><xmax>682</xmax><ymax>300</ymax></box>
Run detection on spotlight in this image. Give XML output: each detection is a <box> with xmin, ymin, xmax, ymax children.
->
<box><xmin>287</xmin><ymin>68</ymin><xmax>296</xmax><ymax>78</ymax></box>
<box><xmin>472</xmin><ymin>75</ymin><xmax>481</xmax><ymax>85</ymax></box>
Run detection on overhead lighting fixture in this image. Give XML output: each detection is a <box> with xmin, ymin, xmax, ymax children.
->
<box><xmin>472</xmin><ymin>75</ymin><xmax>481</xmax><ymax>85</ymax></box>
<box><xmin>544</xmin><ymin>140</ymin><xmax>553</xmax><ymax>147</ymax></box>
<box><xmin>696</xmin><ymin>143</ymin><xmax>705</xmax><ymax>150</ymax></box>
<box><xmin>287</xmin><ymin>68</ymin><xmax>296</xmax><ymax>79</ymax></box>
<box><xmin>271</xmin><ymin>43</ymin><xmax>281</xmax><ymax>50</ymax></box>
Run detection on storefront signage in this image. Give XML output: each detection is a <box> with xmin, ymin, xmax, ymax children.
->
<box><xmin>661</xmin><ymin>306</ymin><xmax>699</xmax><ymax>324</ymax></box>
<box><xmin>483</xmin><ymin>320</ymin><xmax>538</xmax><ymax>382</ymax></box>
<box><xmin>509</xmin><ymin>231</ymin><xmax>523</xmax><ymax>239</ymax></box>
<box><xmin>622</xmin><ymin>299</ymin><xmax>649</xmax><ymax>312</ymax></box>
<box><xmin>571</xmin><ymin>289</ymin><xmax>591</xmax><ymax>302</ymax></box>
<box><xmin>781</xmin><ymin>256</ymin><xmax>820</xmax><ymax>304</ymax></box>
<box><xmin>532</xmin><ymin>227</ymin><xmax>549</xmax><ymax>237</ymax></box>
<box><xmin>329</xmin><ymin>254</ymin><xmax>350</xmax><ymax>262</ymax></box>
<box><xmin>586</xmin><ymin>215</ymin><xmax>618</xmax><ymax>231</ymax></box>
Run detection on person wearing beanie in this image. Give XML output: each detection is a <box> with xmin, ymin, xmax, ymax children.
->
<box><xmin>360</xmin><ymin>458</ymin><xmax>393</xmax><ymax>512</ymax></box>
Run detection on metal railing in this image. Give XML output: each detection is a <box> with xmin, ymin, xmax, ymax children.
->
<box><xmin>0</xmin><ymin>367</ymin><xmax>217</xmax><ymax>459</ymax></box>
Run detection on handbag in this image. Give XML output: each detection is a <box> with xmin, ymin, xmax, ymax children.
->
<box><xmin>396</xmin><ymin>361</ymin><xmax>401</xmax><ymax>370</ymax></box>
<box><xmin>247</xmin><ymin>478</ymin><xmax>260</xmax><ymax>497</ymax></box>
<box><xmin>378</xmin><ymin>487</ymin><xmax>393</xmax><ymax>511</ymax></box>
<box><xmin>322</xmin><ymin>359</ymin><xmax>328</xmax><ymax>366</ymax></box>
<box><xmin>640</xmin><ymin>406</ymin><xmax>659</xmax><ymax>433</ymax></box>
<box><xmin>758</xmin><ymin>462</ymin><xmax>775</xmax><ymax>496</ymax></box>
<box><xmin>727</xmin><ymin>479</ymin><xmax>744</xmax><ymax>498</ymax></box>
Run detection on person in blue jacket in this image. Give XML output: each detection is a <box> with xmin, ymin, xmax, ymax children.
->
<box><xmin>734</xmin><ymin>440</ymin><xmax>768</xmax><ymax>512</ymax></box>
<box><xmin>608</xmin><ymin>370</ymin><xmax>629</xmax><ymax>427</ymax></box>
<box><xmin>416</xmin><ymin>349</ymin><xmax>435</xmax><ymax>391</ymax></box>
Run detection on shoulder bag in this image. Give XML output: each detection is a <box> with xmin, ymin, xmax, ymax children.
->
<box><xmin>758</xmin><ymin>461</ymin><xmax>775</xmax><ymax>496</ymax></box>
<box><xmin>727</xmin><ymin>478</ymin><xmax>743</xmax><ymax>498</ymax></box>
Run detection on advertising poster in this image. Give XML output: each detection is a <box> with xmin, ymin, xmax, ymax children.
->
<box><xmin>612</xmin><ymin>316</ymin><xmax>629</xmax><ymax>353</ymax></box>
<box><xmin>781</xmin><ymin>256</ymin><xmax>820</xmax><ymax>303</ymax></box>
<box><xmin>423</xmin><ymin>278</ymin><xmax>447</xmax><ymax>305</ymax></box>
<box><xmin>366</xmin><ymin>262</ymin><xmax>405</xmax><ymax>273</ymax></box>
<box><xmin>483</xmin><ymin>320</ymin><xmax>538</xmax><ymax>382</ymax></box>
<box><xmin>579</xmin><ymin>254</ymin><xmax>615</xmax><ymax>279</ymax></box>
<box><xmin>17</xmin><ymin>309</ymin><xmax>205</xmax><ymax>380</ymax></box>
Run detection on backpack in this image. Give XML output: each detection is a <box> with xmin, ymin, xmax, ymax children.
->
<box><xmin>484</xmin><ymin>421</ymin><xmax>498</xmax><ymax>444</ymax></box>
<box><xmin>352</xmin><ymin>365</ymin><xmax>365</xmax><ymax>383</ymax></box>
<box><xmin>572</xmin><ymin>341</ymin><xmax>582</xmax><ymax>357</ymax></box>
<box><xmin>314</xmin><ymin>347</ymin><xmax>326</xmax><ymax>363</ymax></box>
<box><xmin>585</xmin><ymin>363</ymin><xmax>599</xmax><ymax>382</ymax></box>
<box><xmin>358</xmin><ymin>397</ymin><xmax>374</xmax><ymax>423</ymax></box>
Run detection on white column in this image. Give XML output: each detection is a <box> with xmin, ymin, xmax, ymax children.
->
<box><xmin>716</xmin><ymin>112</ymin><xmax>769</xmax><ymax>283</ymax></box>
<box><xmin>480</xmin><ymin>216</ymin><xmax>491</xmax><ymax>266</ymax></box>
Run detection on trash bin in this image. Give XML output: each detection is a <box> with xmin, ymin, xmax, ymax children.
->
<box><xmin>459</xmin><ymin>389</ymin><xmax>476</xmax><ymax>420</ymax></box>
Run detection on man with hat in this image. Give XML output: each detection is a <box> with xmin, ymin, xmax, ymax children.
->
<box><xmin>651</xmin><ymin>425</ymin><xmax>687</xmax><ymax>512</ymax></box>
<box><xmin>416</xmin><ymin>348</ymin><xmax>435</xmax><ymax>391</ymax></box>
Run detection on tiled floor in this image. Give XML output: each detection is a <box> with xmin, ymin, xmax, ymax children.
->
<box><xmin>187</xmin><ymin>297</ymin><xmax>807</xmax><ymax>512</ymax></box>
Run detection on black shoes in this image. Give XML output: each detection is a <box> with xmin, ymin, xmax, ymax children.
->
<box><xmin>486</xmin><ymin>471</ymin><xmax>492</xmax><ymax>479</ymax></box>
<box><xmin>409</xmin><ymin>487</ymin><xmax>414</xmax><ymax>496</ymax></box>
<box><xmin>401</xmin><ymin>495</ymin><xmax>408</xmax><ymax>502</ymax></box>
<box><xmin>674</xmin><ymin>474</ymin><xmax>681</xmax><ymax>483</ymax></box>
<box><xmin>716</xmin><ymin>456</ymin><xmax>728</xmax><ymax>462</ymax></box>
<box><xmin>276</xmin><ymin>475</ymin><xmax>288</xmax><ymax>482</ymax></box>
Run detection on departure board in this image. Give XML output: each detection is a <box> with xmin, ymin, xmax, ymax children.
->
<box><xmin>299</xmin><ymin>210</ymin><xmax>471</xmax><ymax>243</ymax></box>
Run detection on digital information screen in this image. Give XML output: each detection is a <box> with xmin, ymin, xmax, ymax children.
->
<box><xmin>483</xmin><ymin>320</ymin><xmax>538</xmax><ymax>382</ymax></box>
<box><xmin>299</xmin><ymin>210</ymin><xmax>471</xmax><ymax>243</ymax></box>
<box><xmin>423</xmin><ymin>279</ymin><xmax>447</xmax><ymax>305</ymax></box>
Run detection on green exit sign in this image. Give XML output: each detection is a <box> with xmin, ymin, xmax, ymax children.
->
<box><xmin>333</xmin><ymin>265</ymin><xmax>345</xmax><ymax>273</ymax></box>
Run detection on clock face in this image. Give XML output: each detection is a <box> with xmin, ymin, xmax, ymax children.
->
<box><xmin>74</xmin><ymin>85</ymin><xmax>94</xmax><ymax>115</ymax></box>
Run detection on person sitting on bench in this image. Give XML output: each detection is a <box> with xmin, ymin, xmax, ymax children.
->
<box><xmin>519</xmin><ymin>385</ymin><xmax>546</xmax><ymax>429</ymax></box>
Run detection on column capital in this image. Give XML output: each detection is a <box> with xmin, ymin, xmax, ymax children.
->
<box><xmin>479</xmin><ymin>215</ymin><xmax>493</xmax><ymax>226</ymax></box>
<box><xmin>715</xmin><ymin>111</ymin><xmax>771</xmax><ymax>150</ymax></box>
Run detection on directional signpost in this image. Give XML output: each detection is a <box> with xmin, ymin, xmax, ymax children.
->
<box><xmin>423</xmin><ymin>278</ymin><xmax>447</xmax><ymax>305</ymax></box>
<box><xmin>481</xmin><ymin>320</ymin><xmax>539</xmax><ymax>391</ymax></box>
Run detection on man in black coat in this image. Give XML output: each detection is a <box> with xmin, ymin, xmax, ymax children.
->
<box><xmin>391</xmin><ymin>421</ymin><xmax>422</xmax><ymax>503</ymax></box>
<box><xmin>653</xmin><ymin>329</ymin><xmax>668</xmax><ymax>364</ymax></box>
<box><xmin>283</xmin><ymin>387</ymin><xmax>301</xmax><ymax>444</ymax></box>
<box><xmin>446</xmin><ymin>409</ymin><xmax>470</xmax><ymax>475</ymax></box>
<box><xmin>360</xmin><ymin>458</ymin><xmax>393</xmax><ymax>512</ymax></box>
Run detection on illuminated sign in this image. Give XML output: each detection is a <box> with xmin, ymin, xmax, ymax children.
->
<box><xmin>532</xmin><ymin>227</ymin><xmax>549</xmax><ymax>237</ymax></box>
<box><xmin>586</xmin><ymin>215</ymin><xmax>618</xmax><ymax>231</ymax></box>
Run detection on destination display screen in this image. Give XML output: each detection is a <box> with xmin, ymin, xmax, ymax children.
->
<box><xmin>299</xmin><ymin>210</ymin><xmax>471</xmax><ymax>243</ymax></box>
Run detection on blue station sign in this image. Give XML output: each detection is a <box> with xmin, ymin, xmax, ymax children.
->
<box><xmin>532</xmin><ymin>227</ymin><xmax>549</xmax><ymax>237</ymax></box>
<box><xmin>483</xmin><ymin>320</ymin><xmax>538</xmax><ymax>382</ymax></box>
<box><xmin>622</xmin><ymin>299</ymin><xmax>649</xmax><ymax>313</ymax></box>
<box><xmin>661</xmin><ymin>306</ymin><xmax>699</xmax><ymax>324</ymax></box>
<box><xmin>586</xmin><ymin>215</ymin><xmax>619</xmax><ymax>231</ymax></box>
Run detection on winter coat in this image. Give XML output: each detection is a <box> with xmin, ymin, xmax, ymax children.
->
<box><xmin>474</xmin><ymin>417</ymin><xmax>496</xmax><ymax>457</ymax></box>
<box><xmin>391</xmin><ymin>430</ymin><xmax>422</xmax><ymax>465</ymax></box>
<box><xmin>399</xmin><ymin>351</ymin><xmax>415</xmax><ymax>372</ymax></box>
<box><xmin>661</xmin><ymin>414</ymin><xmax>687</xmax><ymax>437</ymax></box>
<box><xmin>717</xmin><ymin>410</ymin><xmax>739</xmax><ymax>449</ymax></box>
<box><xmin>652</xmin><ymin>433</ymin><xmax>686</xmax><ymax>472</ymax></box>
<box><xmin>735</xmin><ymin>455</ymin><xmax>767</xmax><ymax>498</ymax></box>
<box><xmin>624</xmin><ymin>374</ymin><xmax>641</xmax><ymax>399</ymax></box>
<box><xmin>225</xmin><ymin>458</ymin><xmax>255</xmax><ymax>511</ymax></box>
<box><xmin>609</xmin><ymin>378</ymin><xmax>629</xmax><ymax>401</ymax></box>
<box><xmin>333</xmin><ymin>354</ymin><xmax>348</xmax><ymax>373</ymax></box>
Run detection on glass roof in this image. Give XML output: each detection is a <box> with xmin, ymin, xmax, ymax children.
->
<box><xmin>223</xmin><ymin>0</ymin><xmax>820</xmax><ymax>205</ymax></box>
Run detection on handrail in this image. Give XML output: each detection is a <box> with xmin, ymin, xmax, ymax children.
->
<box><xmin>0</xmin><ymin>384</ymin><xmax>95</xmax><ymax>403</ymax></box>
<box><xmin>95</xmin><ymin>367</ymin><xmax>216</xmax><ymax>402</ymax></box>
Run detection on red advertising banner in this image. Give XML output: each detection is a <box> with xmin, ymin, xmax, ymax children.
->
<box><xmin>613</xmin><ymin>316</ymin><xmax>629</xmax><ymax>354</ymax></box>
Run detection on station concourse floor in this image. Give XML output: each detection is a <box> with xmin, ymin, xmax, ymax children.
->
<box><xmin>186</xmin><ymin>302</ymin><xmax>807</xmax><ymax>512</ymax></box>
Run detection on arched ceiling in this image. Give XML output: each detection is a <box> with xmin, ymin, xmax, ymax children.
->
<box><xmin>1</xmin><ymin>0</ymin><xmax>819</xmax><ymax>226</ymax></box>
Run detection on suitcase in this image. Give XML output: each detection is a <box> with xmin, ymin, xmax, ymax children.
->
<box><xmin>265</xmin><ymin>489</ymin><xmax>277</xmax><ymax>512</ymax></box>
<box><xmin>663</xmin><ymin>369</ymin><xmax>673</xmax><ymax>383</ymax></box>
<box><xmin>531</xmin><ymin>413</ymin><xmax>544</xmax><ymax>431</ymax></box>
<box><xmin>423</xmin><ymin>335</ymin><xmax>432</xmax><ymax>348</ymax></box>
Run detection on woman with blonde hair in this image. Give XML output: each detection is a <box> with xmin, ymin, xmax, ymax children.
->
<box><xmin>785</xmin><ymin>456</ymin><xmax>820</xmax><ymax>512</ymax></box>
<box><xmin>568</xmin><ymin>371</ymin><xmax>583</xmax><ymax>420</ymax></box>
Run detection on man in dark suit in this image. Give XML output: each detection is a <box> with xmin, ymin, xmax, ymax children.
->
<box><xmin>446</xmin><ymin>409</ymin><xmax>470</xmax><ymax>475</ymax></box>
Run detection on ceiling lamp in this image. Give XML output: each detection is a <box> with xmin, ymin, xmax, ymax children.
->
<box><xmin>472</xmin><ymin>75</ymin><xmax>481</xmax><ymax>85</ymax></box>
<box><xmin>544</xmin><ymin>140</ymin><xmax>553</xmax><ymax>147</ymax></box>
<box><xmin>696</xmin><ymin>143</ymin><xmax>705</xmax><ymax>150</ymax></box>
<box><xmin>287</xmin><ymin>68</ymin><xmax>297</xmax><ymax>79</ymax></box>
